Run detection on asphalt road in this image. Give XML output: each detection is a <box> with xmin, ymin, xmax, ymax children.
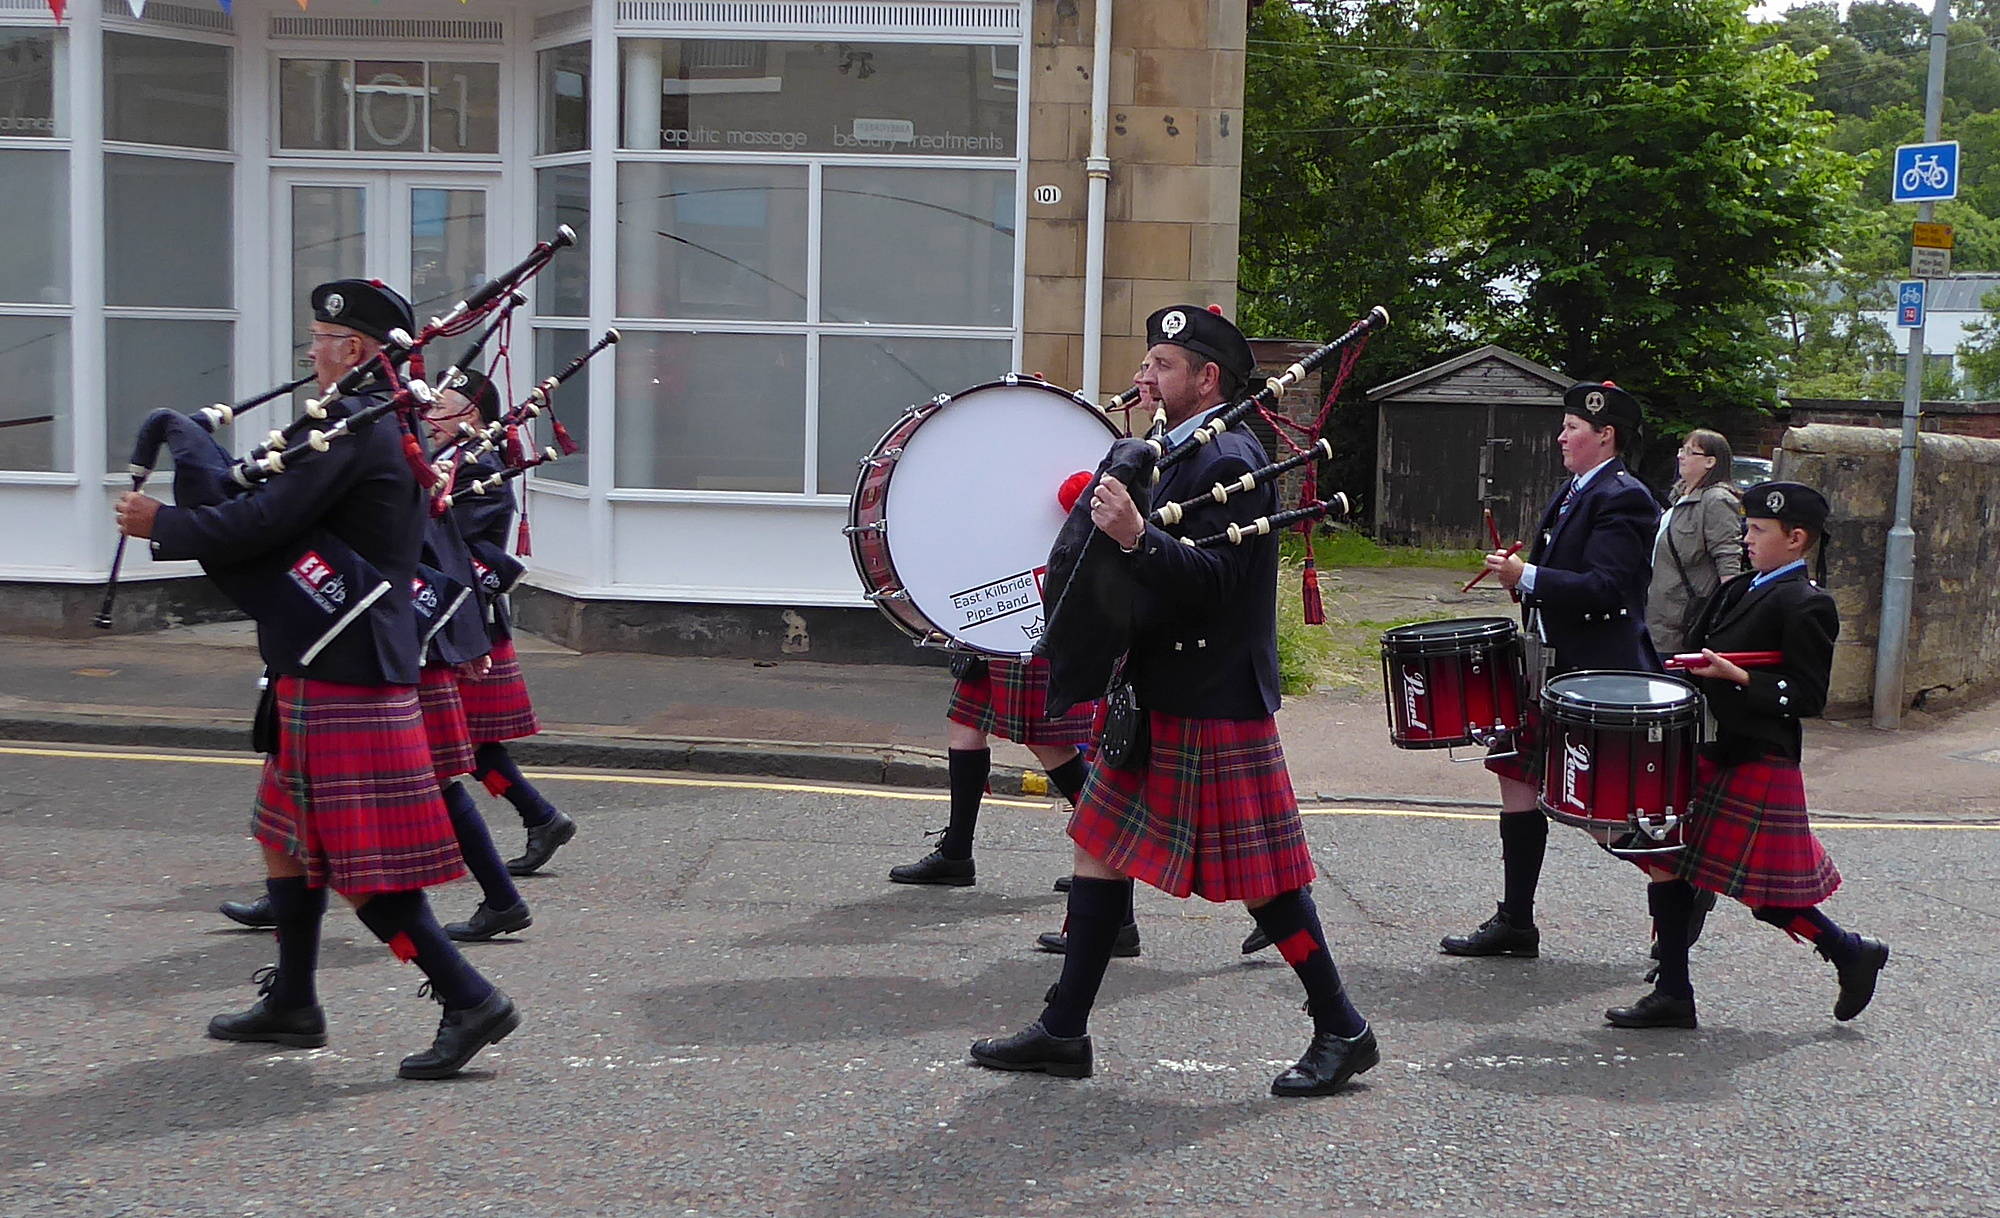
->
<box><xmin>0</xmin><ymin>743</ymin><xmax>1993</xmax><ymax>1218</ymax></box>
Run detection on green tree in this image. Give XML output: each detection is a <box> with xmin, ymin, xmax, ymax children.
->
<box><xmin>1417</xmin><ymin>0</ymin><xmax>1862</xmax><ymax>438</ymax></box>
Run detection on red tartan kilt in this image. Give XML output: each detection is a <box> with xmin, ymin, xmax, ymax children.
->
<box><xmin>458</xmin><ymin>637</ymin><xmax>541</xmax><ymax>743</ymax></box>
<box><xmin>1484</xmin><ymin>702</ymin><xmax>1543</xmax><ymax>786</ymax></box>
<box><xmin>1068</xmin><ymin>712</ymin><xmax>1316</xmax><ymax>902</ymax></box>
<box><xmin>946</xmin><ymin>655</ymin><xmax>1097</xmax><ymax>748</ymax></box>
<box><xmin>1678</xmin><ymin>754</ymin><xmax>1841</xmax><ymax>906</ymax></box>
<box><xmin>253</xmin><ymin>677</ymin><xmax>464</xmax><ymax>895</ymax></box>
<box><xmin>418</xmin><ymin>665</ymin><xmax>476</xmax><ymax>781</ymax></box>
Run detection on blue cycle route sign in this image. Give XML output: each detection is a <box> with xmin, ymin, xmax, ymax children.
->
<box><xmin>1893</xmin><ymin>141</ymin><xmax>1959</xmax><ymax>204</ymax></box>
<box><xmin>1897</xmin><ymin>280</ymin><xmax>1926</xmax><ymax>328</ymax></box>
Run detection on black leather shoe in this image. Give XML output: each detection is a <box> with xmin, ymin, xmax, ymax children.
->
<box><xmin>1035</xmin><ymin>921</ymin><xmax>1140</xmax><ymax>957</ymax></box>
<box><xmin>399</xmin><ymin>988</ymin><xmax>521</xmax><ymax>1079</ymax></box>
<box><xmin>1053</xmin><ymin>875</ymin><xmax>1072</xmax><ymax>893</ymax></box>
<box><xmin>1271</xmin><ymin>1026</ymin><xmax>1379</xmax><ymax>1096</ymax></box>
<box><xmin>1605</xmin><ymin>990</ymin><xmax>1698</xmax><ymax>1029</ymax></box>
<box><xmin>207</xmin><ymin>966</ymin><xmax>327</xmax><ymax>1048</ymax></box>
<box><xmin>1440</xmin><ymin>904</ymin><xmax>1540</xmax><ymax>957</ymax></box>
<box><xmin>969</xmin><ymin>1020</ymin><xmax>1092</xmax><ymax>1078</ymax></box>
<box><xmin>889</xmin><ymin>849</ymin><xmax>975</xmax><ymax>886</ymax></box>
<box><xmin>445</xmin><ymin>900</ymin><xmax>532</xmax><ymax>942</ymax></box>
<box><xmin>1828</xmin><ymin>935</ymin><xmax>1890</xmax><ymax>1021</ymax></box>
<box><xmin>219</xmin><ymin>894</ymin><xmax>277</xmax><ymax>930</ymax></box>
<box><xmin>505</xmin><ymin>811</ymin><xmax>576</xmax><ymax>876</ymax></box>
<box><xmin>1242</xmin><ymin>926</ymin><xmax>1273</xmax><ymax>955</ymax></box>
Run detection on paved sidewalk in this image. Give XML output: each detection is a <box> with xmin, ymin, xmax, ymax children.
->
<box><xmin>1</xmin><ymin>615</ymin><xmax>1995</xmax><ymax>820</ymax></box>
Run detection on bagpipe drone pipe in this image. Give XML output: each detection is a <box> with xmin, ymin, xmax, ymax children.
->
<box><xmin>1035</xmin><ymin>306</ymin><xmax>1389</xmax><ymax>717</ymax></box>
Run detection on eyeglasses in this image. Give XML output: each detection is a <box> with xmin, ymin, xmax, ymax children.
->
<box><xmin>306</xmin><ymin>330</ymin><xmax>353</xmax><ymax>347</ymax></box>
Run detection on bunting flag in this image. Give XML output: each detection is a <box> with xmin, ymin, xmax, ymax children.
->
<box><xmin>126</xmin><ymin>0</ymin><xmax>146</xmax><ymax>18</ymax></box>
<box><xmin>44</xmin><ymin>0</ymin><xmax>65</xmax><ymax>22</ymax></box>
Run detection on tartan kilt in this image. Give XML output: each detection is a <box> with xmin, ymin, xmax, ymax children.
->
<box><xmin>1068</xmin><ymin>712</ymin><xmax>1316</xmax><ymax>902</ymax></box>
<box><xmin>253</xmin><ymin>677</ymin><xmax>465</xmax><ymax>896</ymax></box>
<box><xmin>418</xmin><ymin>664</ymin><xmax>477</xmax><ymax>782</ymax></box>
<box><xmin>1677</xmin><ymin>754</ymin><xmax>1841</xmax><ymax>906</ymax></box>
<box><xmin>1484</xmin><ymin>702</ymin><xmax>1543</xmax><ymax>786</ymax></box>
<box><xmin>458</xmin><ymin>637</ymin><xmax>541</xmax><ymax>743</ymax></box>
<box><xmin>946</xmin><ymin>655</ymin><xmax>1097</xmax><ymax>748</ymax></box>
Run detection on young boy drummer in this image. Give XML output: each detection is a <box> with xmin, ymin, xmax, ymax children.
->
<box><xmin>1606</xmin><ymin>481</ymin><xmax>1889</xmax><ymax>1029</ymax></box>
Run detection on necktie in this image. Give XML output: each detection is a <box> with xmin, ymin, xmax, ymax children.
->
<box><xmin>1557</xmin><ymin>478</ymin><xmax>1580</xmax><ymax>517</ymax></box>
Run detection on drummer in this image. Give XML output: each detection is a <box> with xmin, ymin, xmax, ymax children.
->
<box><xmin>1605</xmin><ymin>481</ymin><xmax>1888</xmax><ymax>1029</ymax></box>
<box><xmin>1442</xmin><ymin>381</ymin><xmax>1662</xmax><ymax>960</ymax></box>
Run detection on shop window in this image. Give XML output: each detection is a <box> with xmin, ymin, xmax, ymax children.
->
<box><xmin>616</xmin><ymin>163</ymin><xmax>806</xmax><ymax>322</ymax></box>
<box><xmin>0</xmin><ymin>29</ymin><xmax>59</xmax><ymax>138</ymax></box>
<box><xmin>0</xmin><ymin>149</ymin><xmax>68</xmax><ymax>305</ymax></box>
<box><xmin>105</xmin><ymin>33</ymin><xmax>229</xmax><ymax>150</ymax></box>
<box><xmin>105</xmin><ymin>155</ymin><xmax>232</xmax><ymax>308</ymax></box>
<box><xmin>279</xmin><ymin>58</ymin><xmax>499</xmax><ymax>155</ymax></box>
<box><xmin>103</xmin><ymin>318</ymin><xmax>232</xmax><ymax>473</ymax></box>
<box><xmin>536</xmin><ymin>165</ymin><xmax>590</xmax><ymax>318</ymax></box>
<box><xmin>539</xmin><ymin>43</ymin><xmax>589</xmax><ymax>155</ymax></box>
<box><xmin>0</xmin><ymin>317</ymin><xmax>68</xmax><ymax>473</ymax></box>
<box><xmin>613</xmin><ymin>331</ymin><xmax>806</xmax><ymax>492</ymax></box>
<box><xmin>532</xmin><ymin>328</ymin><xmax>590</xmax><ymax>486</ymax></box>
<box><xmin>821</xmin><ymin>166</ymin><xmax>1013</xmax><ymax>327</ymax></box>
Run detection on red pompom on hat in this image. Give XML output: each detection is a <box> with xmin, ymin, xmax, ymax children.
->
<box><xmin>1057</xmin><ymin>470</ymin><xmax>1093</xmax><ymax>513</ymax></box>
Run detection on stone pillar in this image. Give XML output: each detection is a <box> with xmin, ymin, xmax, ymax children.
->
<box><xmin>1024</xmin><ymin>0</ymin><xmax>1245</xmax><ymax>410</ymax></box>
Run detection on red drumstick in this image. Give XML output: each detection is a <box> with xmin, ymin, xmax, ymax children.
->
<box><xmin>1484</xmin><ymin>507</ymin><xmax>1504</xmax><ymax>550</ymax></box>
<box><xmin>1461</xmin><ymin>541</ymin><xmax>1524</xmax><ymax>593</ymax></box>
<box><xmin>1663</xmin><ymin>650</ymin><xmax>1786</xmax><ymax>671</ymax></box>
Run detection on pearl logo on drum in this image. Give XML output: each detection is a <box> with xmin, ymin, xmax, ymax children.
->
<box><xmin>1401</xmin><ymin>666</ymin><xmax>1429</xmax><ymax>732</ymax></box>
<box><xmin>1562</xmin><ymin>739</ymin><xmax>1593</xmax><ymax>809</ymax></box>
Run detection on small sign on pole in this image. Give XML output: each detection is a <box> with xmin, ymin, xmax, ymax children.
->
<box><xmin>1897</xmin><ymin>280</ymin><xmax>1926</xmax><ymax>328</ymax></box>
<box><xmin>1911</xmin><ymin>246</ymin><xmax>1951</xmax><ymax>278</ymax></box>
<box><xmin>1912</xmin><ymin>221</ymin><xmax>1954</xmax><ymax>249</ymax></box>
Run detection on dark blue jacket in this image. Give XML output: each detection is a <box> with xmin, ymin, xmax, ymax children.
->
<box><xmin>1520</xmin><ymin>457</ymin><xmax>1662</xmax><ymax>674</ymax></box>
<box><xmin>1122</xmin><ymin>423</ymin><xmax>1281</xmax><ymax>719</ymax></box>
<box><xmin>447</xmin><ymin>450</ymin><xmax>518</xmax><ymax>641</ymax></box>
<box><xmin>150</xmin><ymin>391</ymin><xmax>425</xmax><ymax>687</ymax></box>
<box><xmin>1687</xmin><ymin>566</ymin><xmax>1837</xmax><ymax>764</ymax></box>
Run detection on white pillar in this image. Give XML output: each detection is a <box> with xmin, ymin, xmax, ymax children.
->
<box><xmin>71</xmin><ymin>0</ymin><xmax>107</xmax><ymax>575</ymax></box>
<box><xmin>618</xmin><ymin>37</ymin><xmax>663</xmax><ymax>488</ymax></box>
<box><xmin>586</xmin><ymin>0</ymin><xmax>619</xmax><ymax>590</ymax></box>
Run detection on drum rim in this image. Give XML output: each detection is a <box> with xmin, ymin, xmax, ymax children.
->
<box><xmin>1542</xmin><ymin>668</ymin><xmax>1701</xmax><ymax>715</ymax></box>
<box><xmin>844</xmin><ymin>374</ymin><xmax>1118</xmax><ymax>656</ymax></box>
<box><xmin>1382</xmin><ymin>615</ymin><xmax>1518</xmax><ymax>641</ymax></box>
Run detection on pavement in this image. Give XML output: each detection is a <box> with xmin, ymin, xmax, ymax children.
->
<box><xmin>1</xmin><ymin>564</ymin><xmax>1996</xmax><ymax>821</ymax></box>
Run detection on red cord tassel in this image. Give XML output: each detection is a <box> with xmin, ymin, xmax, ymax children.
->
<box><xmin>551</xmin><ymin>417</ymin><xmax>579</xmax><ymax>456</ymax></box>
<box><xmin>1301</xmin><ymin>553</ymin><xmax>1325</xmax><ymax>625</ymax></box>
<box><xmin>401</xmin><ymin>433</ymin><xmax>439</xmax><ymax>487</ymax></box>
<box><xmin>515</xmin><ymin>513</ymin><xmax>532</xmax><ymax>558</ymax></box>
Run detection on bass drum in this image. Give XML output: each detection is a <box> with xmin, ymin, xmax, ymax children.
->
<box><xmin>847</xmin><ymin>376</ymin><xmax>1120</xmax><ymax>657</ymax></box>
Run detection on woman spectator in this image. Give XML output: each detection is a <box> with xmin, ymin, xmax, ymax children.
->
<box><xmin>1648</xmin><ymin>429</ymin><xmax>1748</xmax><ymax>656</ymax></box>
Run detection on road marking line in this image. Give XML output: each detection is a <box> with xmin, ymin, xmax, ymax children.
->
<box><xmin>2</xmin><ymin>744</ymin><xmax>1994</xmax><ymax>829</ymax></box>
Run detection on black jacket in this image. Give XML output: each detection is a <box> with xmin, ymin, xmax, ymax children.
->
<box><xmin>1520</xmin><ymin>458</ymin><xmax>1662</xmax><ymax>674</ymax></box>
<box><xmin>150</xmin><ymin>391</ymin><xmax>425</xmax><ymax>687</ymax></box>
<box><xmin>1687</xmin><ymin>566</ymin><xmax>1838</xmax><ymax>764</ymax></box>
<box><xmin>447</xmin><ymin>450</ymin><xmax>518</xmax><ymax>641</ymax></box>
<box><xmin>1121</xmin><ymin>424</ymin><xmax>1281</xmax><ymax>720</ymax></box>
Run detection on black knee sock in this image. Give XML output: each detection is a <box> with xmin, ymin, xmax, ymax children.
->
<box><xmin>939</xmin><ymin>748</ymin><xmax>990</xmax><ymax>860</ymax></box>
<box><xmin>443</xmin><ymin>781</ymin><xmax>523</xmax><ymax>912</ymax></box>
<box><xmin>1249</xmin><ymin>888</ymin><xmax>1367</xmax><ymax>1037</ymax></box>
<box><xmin>1648</xmin><ymin>880</ymin><xmax>1697</xmax><ymax>999</ymax></box>
<box><xmin>1046</xmin><ymin>753</ymin><xmax>1088</xmax><ymax>806</ymax></box>
<box><xmin>1499</xmin><ymin>810</ymin><xmax>1548</xmax><ymax>926</ymax></box>
<box><xmin>1753</xmin><ymin>904</ymin><xmax>1850</xmax><ymax>958</ymax></box>
<box><xmin>1040</xmin><ymin>876</ymin><xmax>1130</xmax><ymax>1038</ymax></box>
<box><xmin>473</xmin><ymin>742</ymin><xmax>557</xmax><ymax>829</ymax></box>
<box><xmin>265</xmin><ymin>876</ymin><xmax>327</xmax><ymax>1010</ymax></box>
<box><xmin>353</xmin><ymin>890</ymin><xmax>495</xmax><ymax>1011</ymax></box>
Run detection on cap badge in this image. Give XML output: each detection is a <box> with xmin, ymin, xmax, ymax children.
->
<box><xmin>1584</xmin><ymin>390</ymin><xmax>1606</xmax><ymax>414</ymax></box>
<box><xmin>324</xmin><ymin>292</ymin><xmax>345</xmax><ymax>317</ymax></box>
<box><xmin>1161</xmin><ymin>309</ymin><xmax>1187</xmax><ymax>337</ymax></box>
<box><xmin>1767</xmin><ymin>489</ymin><xmax>1786</xmax><ymax>513</ymax></box>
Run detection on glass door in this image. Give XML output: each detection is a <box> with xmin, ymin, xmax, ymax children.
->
<box><xmin>274</xmin><ymin>170</ymin><xmax>499</xmax><ymax>394</ymax></box>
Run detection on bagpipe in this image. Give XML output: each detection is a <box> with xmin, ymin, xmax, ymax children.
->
<box><xmin>1036</xmin><ymin>307</ymin><xmax>1389</xmax><ymax>716</ymax></box>
<box><xmin>433</xmin><ymin>328</ymin><xmax>619</xmax><ymax>506</ymax></box>
<box><xmin>97</xmin><ymin>228</ymin><xmax>581</xmax><ymax>667</ymax></box>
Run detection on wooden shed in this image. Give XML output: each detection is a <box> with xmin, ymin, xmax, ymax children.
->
<box><xmin>1368</xmin><ymin>345</ymin><xmax>1574</xmax><ymax>549</ymax></box>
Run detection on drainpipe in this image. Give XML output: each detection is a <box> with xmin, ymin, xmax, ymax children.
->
<box><xmin>1080</xmin><ymin>0</ymin><xmax>1114</xmax><ymax>400</ymax></box>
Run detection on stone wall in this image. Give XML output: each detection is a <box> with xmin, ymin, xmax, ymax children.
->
<box><xmin>1024</xmin><ymin>0</ymin><xmax>1246</xmax><ymax>400</ymax></box>
<box><xmin>1775</xmin><ymin>423</ymin><xmax>2000</xmax><ymax>715</ymax></box>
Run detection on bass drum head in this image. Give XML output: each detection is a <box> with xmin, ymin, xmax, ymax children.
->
<box><xmin>880</xmin><ymin>379</ymin><xmax>1119</xmax><ymax>656</ymax></box>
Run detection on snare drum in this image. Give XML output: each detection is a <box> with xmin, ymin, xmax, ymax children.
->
<box><xmin>1537</xmin><ymin>671</ymin><xmax>1702</xmax><ymax>856</ymax></box>
<box><xmin>1379</xmin><ymin>617</ymin><xmax>1525</xmax><ymax>749</ymax></box>
<box><xmin>846</xmin><ymin>377</ymin><xmax>1120</xmax><ymax>656</ymax></box>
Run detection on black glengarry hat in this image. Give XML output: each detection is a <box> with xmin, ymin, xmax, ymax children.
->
<box><xmin>449</xmin><ymin>369</ymin><xmax>503</xmax><ymax>425</ymax></box>
<box><xmin>1743</xmin><ymin>481</ymin><xmax>1831</xmax><ymax>533</ymax></box>
<box><xmin>1145</xmin><ymin>304</ymin><xmax>1255</xmax><ymax>389</ymax></box>
<box><xmin>1562</xmin><ymin>380</ymin><xmax>1644</xmax><ymax>440</ymax></box>
<box><xmin>311</xmin><ymin>279</ymin><xmax>415</xmax><ymax>345</ymax></box>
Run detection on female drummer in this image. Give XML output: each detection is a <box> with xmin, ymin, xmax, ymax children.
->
<box><xmin>1443</xmin><ymin>381</ymin><xmax>1662</xmax><ymax>960</ymax></box>
<box><xmin>1606</xmin><ymin>481</ymin><xmax>1888</xmax><ymax>1029</ymax></box>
